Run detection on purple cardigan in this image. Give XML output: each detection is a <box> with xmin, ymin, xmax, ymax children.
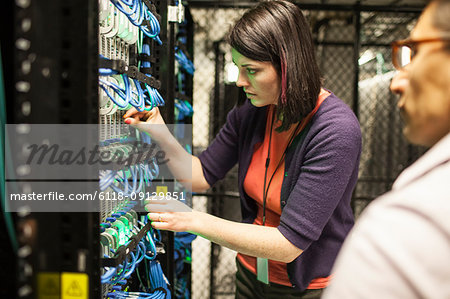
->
<box><xmin>198</xmin><ymin>92</ymin><xmax>362</xmax><ymax>290</ymax></box>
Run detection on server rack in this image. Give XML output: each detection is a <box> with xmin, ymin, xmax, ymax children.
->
<box><xmin>1</xmin><ymin>0</ymin><xmax>189</xmax><ymax>297</ymax></box>
<box><xmin>172</xmin><ymin>4</ymin><xmax>195</xmax><ymax>298</ymax></box>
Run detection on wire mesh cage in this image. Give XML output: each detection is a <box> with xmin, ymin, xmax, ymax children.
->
<box><xmin>355</xmin><ymin>12</ymin><xmax>426</xmax><ymax>216</ymax></box>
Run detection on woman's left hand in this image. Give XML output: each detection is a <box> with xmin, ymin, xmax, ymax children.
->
<box><xmin>145</xmin><ymin>196</ymin><xmax>196</xmax><ymax>232</ymax></box>
<box><xmin>145</xmin><ymin>195</ymin><xmax>303</xmax><ymax>263</ymax></box>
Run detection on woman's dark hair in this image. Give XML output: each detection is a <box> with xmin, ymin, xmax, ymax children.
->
<box><xmin>228</xmin><ymin>0</ymin><xmax>321</xmax><ymax>131</ymax></box>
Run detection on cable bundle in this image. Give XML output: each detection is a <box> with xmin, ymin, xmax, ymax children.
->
<box><xmin>102</xmin><ymin>220</ymin><xmax>170</xmax><ymax>298</ymax></box>
<box><xmin>99</xmin><ymin>74</ymin><xmax>164</xmax><ymax>112</ymax></box>
<box><xmin>99</xmin><ymin>75</ymin><xmax>132</xmax><ymax>109</ymax></box>
<box><xmin>102</xmin><ymin>222</ymin><xmax>170</xmax><ymax>298</ymax></box>
<box><xmin>173</xmin><ymin>232</ymin><xmax>196</xmax><ymax>299</ymax></box>
<box><xmin>138</xmin><ymin>43</ymin><xmax>165</xmax><ymax>112</ymax></box>
<box><xmin>110</xmin><ymin>0</ymin><xmax>162</xmax><ymax>44</ymax></box>
<box><xmin>109</xmin><ymin>290</ymin><xmax>166</xmax><ymax>299</ymax></box>
<box><xmin>100</xmin><ymin>158</ymin><xmax>159</xmax><ymax>196</ymax></box>
<box><xmin>174</xmin><ymin>48</ymin><xmax>195</xmax><ymax>75</ymax></box>
<box><xmin>174</xmin><ymin>99</ymin><xmax>193</xmax><ymax>121</ymax></box>
<box><xmin>102</xmin><ymin>234</ymin><xmax>147</xmax><ymax>285</ymax></box>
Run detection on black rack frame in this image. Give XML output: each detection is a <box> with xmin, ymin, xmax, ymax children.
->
<box><xmin>2</xmin><ymin>0</ymin><xmax>101</xmax><ymax>298</ymax></box>
<box><xmin>2</xmin><ymin>0</ymin><xmax>178</xmax><ymax>297</ymax></box>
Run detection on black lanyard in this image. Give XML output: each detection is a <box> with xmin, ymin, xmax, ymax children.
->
<box><xmin>262</xmin><ymin>112</ymin><xmax>302</xmax><ymax>226</ymax></box>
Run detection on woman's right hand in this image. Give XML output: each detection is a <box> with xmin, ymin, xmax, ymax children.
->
<box><xmin>123</xmin><ymin>106</ymin><xmax>165</xmax><ymax>125</ymax></box>
<box><xmin>123</xmin><ymin>107</ymin><xmax>168</xmax><ymax>142</ymax></box>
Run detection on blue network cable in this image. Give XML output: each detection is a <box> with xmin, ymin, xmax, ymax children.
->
<box><xmin>100</xmin><ymin>68</ymin><xmax>119</xmax><ymax>76</ymax></box>
<box><xmin>129</xmin><ymin>79</ymin><xmax>145</xmax><ymax>111</ymax></box>
<box><xmin>100</xmin><ymin>159</ymin><xmax>159</xmax><ymax>196</ymax></box>
<box><xmin>141</xmin><ymin>9</ymin><xmax>162</xmax><ymax>45</ymax></box>
<box><xmin>145</xmin><ymin>85</ymin><xmax>164</xmax><ymax>107</ymax></box>
<box><xmin>140</xmin><ymin>43</ymin><xmax>165</xmax><ymax>109</ymax></box>
<box><xmin>111</xmin><ymin>290</ymin><xmax>166</xmax><ymax>299</ymax></box>
<box><xmin>100</xmin><ymin>170</ymin><xmax>118</xmax><ymax>191</ymax></box>
<box><xmin>99</xmin><ymin>77</ymin><xmax>129</xmax><ymax>108</ymax></box>
<box><xmin>109</xmin><ymin>0</ymin><xmax>162</xmax><ymax>45</ymax></box>
<box><xmin>99</xmin><ymin>54</ymin><xmax>164</xmax><ymax>111</ymax></box>
<box><xmin>173</xmin><ymin>232</ymin><xmax>196</xmax><ymax>298</ymax></box>
<box><xmin>175</xmin><ymin>48</ymin><xmax>195</xmax><ymax>75</ymax></box>
<box><xmin>175</xmin><ymin>99</ymin><xmax>193</xmax><ymax>121</ymax></box>
<box><xmin>101</xmin><ymin>266</ymin><xmax>118</xmax><ymax>284</ymax></box>
<box><xmin>122</xmin><ymin>251</ymin><xmax>137</xmax><ymax>279</ymax></box>
<box><xmin>149</xmin><ymin>260</ymin><xmax>171</xmax><ymax>298</ymax></box>
<box><xmin>144</xmin><ymin>231</ymin><xmax>157</xmax><ymax>260</ymax></box>
<box><xmin>102</xmin><ymin>223</ymin><xmax>169</xmax><ymax>299</ymax></box>
<box><xmin>136</xmin><ymin>241</ymin><xmax>147</xmax><ymax>263</ymax></box>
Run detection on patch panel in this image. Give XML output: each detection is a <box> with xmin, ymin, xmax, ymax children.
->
<box><xmin>97</xmin><ymin>1</ymin><xmax>174</xmax><ymax>297</ymax></box>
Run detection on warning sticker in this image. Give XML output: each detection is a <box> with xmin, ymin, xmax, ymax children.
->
<box><xmin>37</xmin><ymin>272</ymin><xmax>60</xmax><ymax>299</ymax></box>
<box><xmin>156</xmin><ymin>185</ymin><xmax>168</xmax><ymax>196</ymax></box>
<box><xmin>61</xmin><ymin>273</ymin><xmax>88</xmax><ymax>299</ymax></box>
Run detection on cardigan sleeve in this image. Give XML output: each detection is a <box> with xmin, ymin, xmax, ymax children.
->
<box><xmin>198</xmin><ymin>106</ymin><xmax>241</xmax><ymax>187</ymax></box>
<box><xmin>278</xmin><ymin>103</ymin><xmax>362</xmax><ymax>250</ymax></box>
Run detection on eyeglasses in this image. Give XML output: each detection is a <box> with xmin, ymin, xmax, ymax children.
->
<box><xmin>391</xmin><ymin>37</ymin><xmax>450</xmax><ymax>70</ymax></box>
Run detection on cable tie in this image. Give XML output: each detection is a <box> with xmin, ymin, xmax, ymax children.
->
<box><xmin>138</xmin><ymin>53</ymin><xmax>156</xmax><ymax>63</ymax></box>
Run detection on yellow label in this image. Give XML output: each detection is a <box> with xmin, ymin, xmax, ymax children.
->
<box><xmin>61</xmin><ymin>273</ymin><xmax>88</xmax><ymax>299</ymax></box>
<box><xmin>37</xmin><ymin>272</ymin><xmax>60</xmax><ymax>299</ymax></box>
<box><xmin>156</xmin><ymin>186</ymin><xmax>168</xmax><ymax>196</ymax></box>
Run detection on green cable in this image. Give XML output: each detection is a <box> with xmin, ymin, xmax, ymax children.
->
<box><xmin>145</xmin><ymin>257</ymin><xmax>151</xmax><ymax>289</ymax></box>
<box><xmin>0</xmin><ymin>44</ymin><xmax>19</xmax><ymax>252</ymax></box>
<box><xmin>136</xmin><ymin>267</ymin><xmax>146</xmax><ymax>290</ymax></box>
<box><xmin>137</xmin><ymin>30</ymin><xmax>143</xmax><ymax>69</ymax></box>
<box><xmin>177</xmin><ymin>72</ymin><xmax>183</xmax><ymax>93</ymax></box>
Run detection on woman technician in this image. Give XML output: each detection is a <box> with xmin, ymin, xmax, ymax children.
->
<box><xmin>124</xmin><ymin>1</ymin><xmax>361</xmax><ymax>297</ymax></box>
